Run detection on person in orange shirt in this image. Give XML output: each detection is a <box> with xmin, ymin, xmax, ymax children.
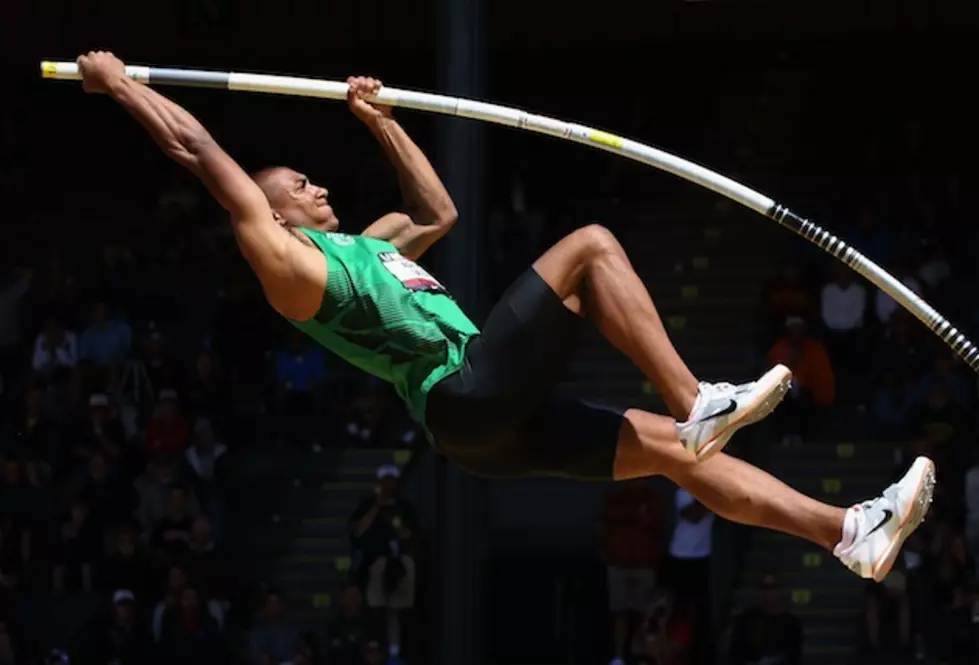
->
<box><xmin>768</xmin><ymin>317</ymin><xmax>836</xmax><ymax>443</ymax></box>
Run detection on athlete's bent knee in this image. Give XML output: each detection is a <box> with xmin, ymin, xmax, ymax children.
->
<box><xmin>577</xmin><ymin>223</ymin><xmax>621</xmax><ymax>260</ymax></box>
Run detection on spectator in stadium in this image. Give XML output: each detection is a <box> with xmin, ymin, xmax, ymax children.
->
<box><xmin>52</xmin><ymin>498</ymin><xmax>100</xmax><ymax>593</ymax></box>
<box><xmin>78</xmin><ymin>589</ymin><xmax>154</xmax><ymax>665</ymax></box>
<box><xmin>274</xmin><ymin>330</ymin><xmax>327</xmax><ymax>447</ymax></box>
<box><xmin>819</xmin><ymin>261</ymin><xmax>868</xmax><ymax>375</ymax></box>
<box><xmin>730</xmin><ymin>572</ymin><xmax>802</xmax><ymax>665</ymax></box>
<box><xmin>247</xmin><ymin>589</ymin><xmax>300</xmax><ymax>665</ymax></box>
<box><xmin>184</xmin><ymin>352</ymin><xmax>228</xmax><ymax>424</ymax></box>
<box><xmin>42</xmin><ymin>361</ymin><xmax>82</xmax><ymax>426</ymax></box>
<box><xmin>7</xmin><ymin>385</ymin><xmax>59</xmax><ymax>478</ymax></box>
<box><xmin>158</xmin><ymin>584</ymin><xmax>224</xmax><ymax>664</ymax></box>
<box><xmin>349</xmin><ymin>465</ymin><xmax>419</xmax><ymax>665</ymax></box>
<box><xmin>150</xmin><ymin>483</ymin><xmax>195</xmax><ymax>562</ymax></box>
<box><xmin>183</xmin><ymin>417</ymin><xmax>229</xmax><ymax>540</ymax></box>
<box><xmin>760</xmin><ymin>264</ymin><xmax>812</xmax><ymax>346</ymax></box>
<box><xmin>99</xmin><ymin>527</ymin><xmax>153</xmax><ymax>602</ymax></box>
<box><xmin>152</xmin><ymin>564</ymin><xmax>224</xmax><ymax>641</ymax></box>
<box><xmin>145</xmin><ymin>389</ymin><xmax>190</xmax><ymax>458</ymax></box>
<box><xmin>32</xmin><ymin>317</ymin><xmax>77</xmax><ymax>377</ymax></box>
<box><xmin>70</xmin><ymin>393</ymin><xmax>127</xmax><ymax>472</ymax></box>
<box><xmin>664</xmin><ymin>489</ymin><xmax>713</xmax><ymax>665</ymax></box>
<box><xmin>630</xmin><ymin>587</ymin><xmax>692</xmax><ymax>665</ymax></box>
<box><xmin>327</xmin><ymin>584</ymin><xmax>370</xmax><ymax>665</ymax></box>
<box><xmin>78</xmin><ymin>451</ymin><xmax>136</xmax><ymax>534</ymax></box>
<box><xmin>136</xmin><ymin>455</ymin><xmax>200</xmax><ymax>534</ymax></box>
<box><xmin>78</xmin><ymin>300</ymin><xmax>132</xmax><ymax>370</ymax></box>
<box><xmin>599</xmin><ymin>480</ymin><xmax>666</xmax><ymax>665</ymax></box>
<box><xmin>140</xmin><ymin>329</ymin><xmax>182</xmax><ymax>399</ymax></box>
<box><xmin>185</xmin><ymin>516</ymin><xmax>229</xmax><ymax>606</ymax></box>
<box><xmin>767</xmin><ymin>317</ymin><xmax>835</xmax><ymax>443</ymax></box>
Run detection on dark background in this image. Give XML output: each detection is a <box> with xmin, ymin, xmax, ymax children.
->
<box><xmin>0</xmin><ymin>1</ymin><xmax>978</xmax><ymax>665</ymax></box>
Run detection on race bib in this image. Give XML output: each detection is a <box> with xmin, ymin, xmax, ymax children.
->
<box><xmin>379</xmin><ymin>252</ymin><xmax>446</xmax><ymax>294</ymax></box>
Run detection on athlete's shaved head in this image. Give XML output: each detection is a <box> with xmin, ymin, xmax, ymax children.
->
<box><xmin>252</xmin><ymin>166</ymin><xmax>339</xmax><ymax>232</ymax></box>
<box><xmin>252</xmin><ymin>167</ymin><xmax>291</xmax><ymax>203</ymax></box>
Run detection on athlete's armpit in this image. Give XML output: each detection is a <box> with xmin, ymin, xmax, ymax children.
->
<box><xmin>255</xmin><ymin>229</ymin><xmax>329</xmax><ymax>322</ymax></box>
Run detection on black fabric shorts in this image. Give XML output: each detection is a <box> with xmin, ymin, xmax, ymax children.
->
<box><xmin>424</xmin><ymin>268</ymin><xmax>625</xmax><ymax>481</ymax></box>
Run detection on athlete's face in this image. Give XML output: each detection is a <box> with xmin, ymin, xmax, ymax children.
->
<box><xmin>262</xmin><ymin>167</ymin><xmax>339</xmax><ymax>232</ymax></box>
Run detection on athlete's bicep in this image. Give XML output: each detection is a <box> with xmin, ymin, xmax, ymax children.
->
<box><xmin>362</xmin><ymin>212</ymin><xmax>449</xmax><ymax>261</ymax></box>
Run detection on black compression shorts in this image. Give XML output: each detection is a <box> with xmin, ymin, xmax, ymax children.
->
<box><xmin>425</xmin><ymin>268</ymin><xmax>624</xmax><ymax>481</ymax></box>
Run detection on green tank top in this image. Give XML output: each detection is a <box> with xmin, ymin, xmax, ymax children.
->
<box><xmin>288</xmin><ymin>228</ymin><xmax>480</xmax><ymax>424</ymax></box>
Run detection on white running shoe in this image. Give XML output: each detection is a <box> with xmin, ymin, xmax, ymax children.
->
<box><xmin>834</xmin><ymin>456</ymin><xmax>936</xmax><ymax>582</ymax></box>
<box><xmin>676</xmin><ymin>364</ymin><xmax>793</xmax><ymax>461</ymax></box>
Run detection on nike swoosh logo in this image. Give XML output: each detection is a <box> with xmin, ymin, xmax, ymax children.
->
<box><xmin>700</xmin><ymin>400</ymin><xmax>737</xmax><ymax>422</ymax></box>
<box><xmin>867</xmin><ymin>509</ymin><xmax>894</xmax><ymax>536</ymax></box>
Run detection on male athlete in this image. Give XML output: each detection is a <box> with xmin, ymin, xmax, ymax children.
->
<box><xmin>75</xmin><ymin>51</ymin><xmax>933</xmax><ymax>581</ymax></box>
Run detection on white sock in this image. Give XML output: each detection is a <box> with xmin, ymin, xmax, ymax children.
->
<box><xmin>833</xmin><ymin>506</ymin><xmax>859</xmax><ymax>556</ymax></box>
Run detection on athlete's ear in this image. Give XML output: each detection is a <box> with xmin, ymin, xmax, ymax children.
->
<box><xmin>272</xmin><ymin>211</ymin><xmax>286</xmax><ymax>226</ymax></box>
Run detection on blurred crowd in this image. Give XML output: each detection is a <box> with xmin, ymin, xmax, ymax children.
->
<box><xmin>0</xmin><ymin>172</ymin><xmax>424</xmax><ymax>664</ymax></box>
<box><xmin>592</xmin><ymin>90</ymin><xmax>979</xmax><ymax>664</ymax></box>
<box><xmin>757</xmin><ymin>120</ymin><xmax>978</xmax><ymax>664</ymax></box>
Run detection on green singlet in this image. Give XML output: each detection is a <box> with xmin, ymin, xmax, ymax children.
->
<box><xmin>288</xmin><ymin>228</ymin><xmax>481</xmax><ymax>424</ymax></box>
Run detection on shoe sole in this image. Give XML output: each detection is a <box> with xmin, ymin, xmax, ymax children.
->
<box><xmin>696</xmin><ymin>364</ymin><xmax>793</xmax><ymax>462</ymax></box>
<box><xmin>870</xmin><ymin>456</ymin><xmax>936</xmax><ymax>582</ymax></box>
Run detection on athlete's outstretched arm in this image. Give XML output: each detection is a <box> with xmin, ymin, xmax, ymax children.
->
<box><xmin>350</xmin><ymin>77</ymin><xmax>458</xmax><ymax>261</ymax></box>
<box><xmin>76</xmin><ymin>52</ymin><xmax>323</xmax><ymax>320</ymax></box>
